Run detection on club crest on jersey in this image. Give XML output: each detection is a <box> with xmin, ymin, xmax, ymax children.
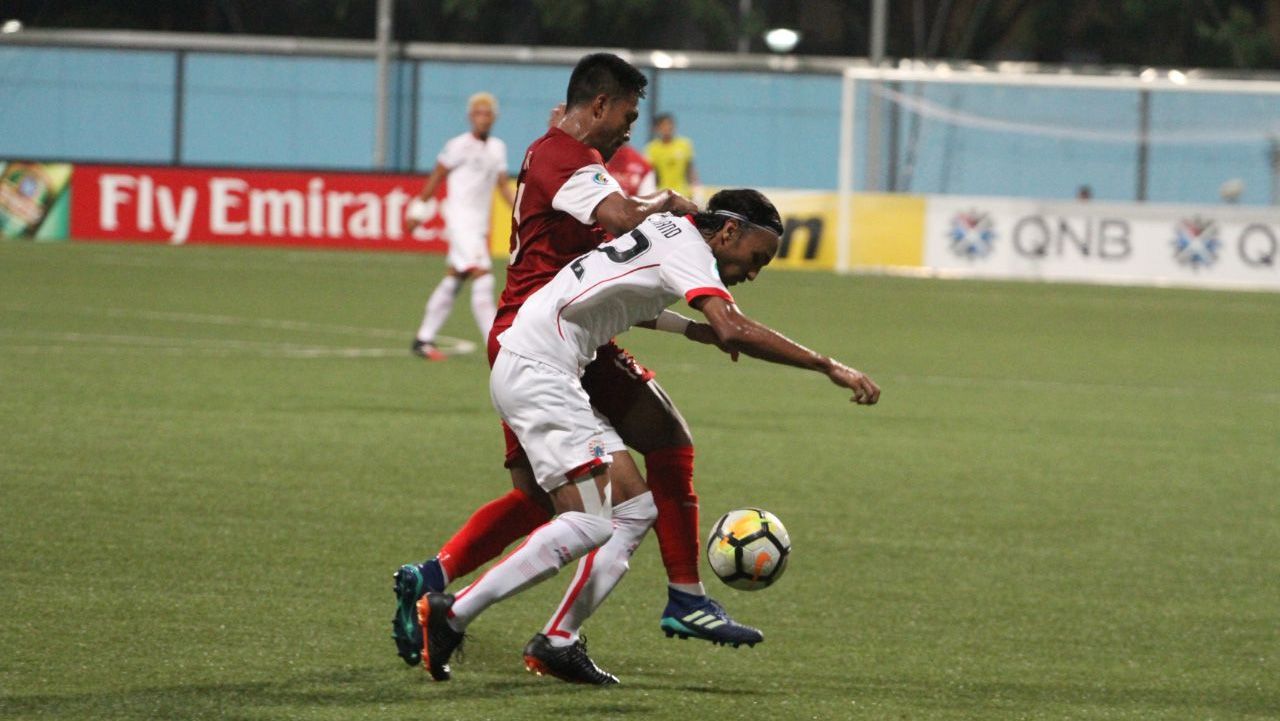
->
<box><xmin>587</xmin><ymin>438</ymin><xmax>606</xmax><ymax>459</ymax></box>
<box><xmin>948</xmin><ymin>210</ymin><xmax>996</xmax><ymax>260</ymax></box>
<box><xmin>591</xmin><ymin>172</ymin><xmax>610</xmax><ymax>186</ymax></box>
<box><xmin>1171</xmin><ymin>216</ymin><xmax>1221</xmax><ymax>270</ymax></box>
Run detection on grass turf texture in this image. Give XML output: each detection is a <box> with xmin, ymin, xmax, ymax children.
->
<box><xmin>1</xmin><ymin>241</ymin><xmax>1277</xmax><ymax>721</ymax></box>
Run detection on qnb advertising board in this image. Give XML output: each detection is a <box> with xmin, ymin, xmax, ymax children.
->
<box><xmin>69</xmin><ymin>165</ymin><xmax>456</xmax><ymax>252</ymax></box>
<box><xmin>924</xmin><ymin>196</ymin><xmax>1280</xmax><ymax>291</ymax></box>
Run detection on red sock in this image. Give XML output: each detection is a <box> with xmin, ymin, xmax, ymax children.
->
<box><xmin>437</xmin><ymin>488</ymin><xmax>550</xmax><ymax>581</ymax></box>
<box><xmin>646</xmin><ymin>445</ymin><xmax>700</xmax><ymax>585</ymax></box>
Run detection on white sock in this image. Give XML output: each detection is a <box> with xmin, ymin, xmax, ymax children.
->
<box><xmin>449</xmin><ymin>511</ymin><xmax>613</xmax><ymax>631</ymax></box>
<box><xmin>669</xmin><ymin>582</ymin><xmax>706</xmax><ymax>597</ymax></box>
<box><xmin>541</xmin><ymin>492</ymin><xmax>657</xmax><ymax>646</ymax></box>
<box><xmin>415</xmin><ymin>275</ymin><xmax>462</xmax><ymax>343</ymax></box>
<box><xmin>470</xmin><ymin>273</ymin><xmax>496</xmax><ymax>340</ymax></box>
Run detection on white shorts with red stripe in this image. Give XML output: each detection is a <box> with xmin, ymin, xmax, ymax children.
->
<box><xmin>489</xmin><ymin>347</ymin><xmax>625</xmax><ymax>492</ymax></box>
<box><xmin>445</xmin><ymin>223</ymin><xmax>492</xmax><ymax>273</ymax></box>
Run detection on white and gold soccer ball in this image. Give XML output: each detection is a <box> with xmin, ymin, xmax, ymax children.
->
<box><xmin>706</xmin><ymin>508</ymin><xmax>791</xmax><ymax>591</ymax></box>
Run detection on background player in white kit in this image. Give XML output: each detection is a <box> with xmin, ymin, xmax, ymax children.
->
<box><xmin>416</xmin><ymin>189</ymin><xmax>881</xmax><ymax>682</ymax></box>
<box><xmin>407</xmin><ymin>92</ymin><xmax>516</xmax><ymax>361</ymax></box>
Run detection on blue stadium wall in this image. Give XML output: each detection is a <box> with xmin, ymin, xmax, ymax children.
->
<box><xmin>3</xmin><ymin>44</ymin><xmax>1278</xmax><ymax>205</ymax></box>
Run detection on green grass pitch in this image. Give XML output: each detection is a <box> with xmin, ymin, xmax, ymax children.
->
<box><xmin>1</xmin><ymin>241</ymin><xmax>1277</xmax><ymax>720</ymax></box>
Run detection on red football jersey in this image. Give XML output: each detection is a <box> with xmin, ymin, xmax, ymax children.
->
<box><xmin>493</xmin><ymin>128</ymin><xmax>624</xmax><ymax>338</ymax></box>
<box><xmin>605</xmin><ymin>144</ymin><xmax>655</xmax><ymax>198</ymax></box>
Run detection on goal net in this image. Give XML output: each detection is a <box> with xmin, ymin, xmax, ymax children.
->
<box><xmin>839</xmin><ymin>65</ymin><xmax>1280</xmax><ymax>207</ymax></box>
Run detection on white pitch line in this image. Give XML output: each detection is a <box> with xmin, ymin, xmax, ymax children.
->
<box><xmin>2</xmin><ymin>343</ymin><xmax>408</xmax><ymax>359</ymax></box>
<box><xmin>93</xmin><ymin>307</ymin><xmax>413</xmax><ymax>340</ymax></box>
<box><xmin>0</xmin><ymin>330</ymin><xmax>451</xmax><ymax>360</ymax></box>
<box><xmin>0</xmin><ymin>307</ymin><xmax>478</xmax><ymax>357</ymax></box>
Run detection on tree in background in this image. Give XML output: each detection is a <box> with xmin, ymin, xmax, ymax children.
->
<box><xmin>8</xmin><ymin>0</ymin><xmax>1278</xmax><ymax>70</ymax></box>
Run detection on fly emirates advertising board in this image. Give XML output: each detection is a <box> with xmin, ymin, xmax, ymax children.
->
<box><xmin>70</xmin><ymin>165</ymin><xmax>451</xmax><ymax>252</ymax></box>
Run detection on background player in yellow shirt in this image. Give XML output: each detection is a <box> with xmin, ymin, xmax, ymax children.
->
<box><xmin>645</xmin><ymin>113</ymin><xmax>700</xmax><ymax>200</ymax></box>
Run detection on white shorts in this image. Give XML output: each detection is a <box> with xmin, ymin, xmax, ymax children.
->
<box><xmin>489</xmin><ymin>348</ymin><xmax>625</xmax><ymax>493</ymax></box>
<box><xmin>445</xmin><ymin>224</ymin><xmax>492</xmax><ymax>273</ymax></box>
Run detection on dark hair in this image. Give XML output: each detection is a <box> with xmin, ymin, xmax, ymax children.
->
<box><xmin>654</xmin><ymin>113</ymin><xmax>674</xmax><ymax>125</ymax></box>
<box><xmin>693</xmin><ymin>189</ymin><xmax>784</xmax><ymax>236</ymax></box>
<box><xmin>566</xmin><ymin>53</ymin><xmax>648</xmax><ymax>108</ymax></box>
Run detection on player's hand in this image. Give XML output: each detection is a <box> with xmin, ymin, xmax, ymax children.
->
<box><xmin>828</xmin><ymin>362</ymin><xmax>879</xmax><ymax>405</ymax></box>
<box><xmin>666</xmin><ymin>191</ymin><xmax>699</xmax><ymax>216</ymax></box>
<box><xmin>406</xmin><ymin>197</ymin><xmax>435</xmax><ymax>231</ymax></box>
<box><xmin>685</xmin><ymin>322</ymin><xmax>739</xmax><ymax>361</ymax></box>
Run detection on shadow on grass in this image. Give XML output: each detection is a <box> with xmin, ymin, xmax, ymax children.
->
<box><xmin>0</xmin><ymin>664</ymin><xmax>769</xmax><ymax>721</ymax></box>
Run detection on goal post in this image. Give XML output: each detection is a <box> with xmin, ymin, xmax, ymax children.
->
<box><xmin>836</xmin><ymin>63</ymin><xmax>1280</xmax><ymax>274</ymax></box>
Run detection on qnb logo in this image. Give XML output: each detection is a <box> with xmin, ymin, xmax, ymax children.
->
<box><xmin>1171</xmin><ymin>216</ymin><xmax>1222</xmax><ymax>270</ymax></box>
<box><xmin>947</xmin><ymin>210</ymin><xmax>996</xmax><ymax>260</ymax></box>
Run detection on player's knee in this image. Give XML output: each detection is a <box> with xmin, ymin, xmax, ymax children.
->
<box><xmin>561</xmin><ymin>511</ymin><xmax>614</xmax><ymax>549</ymax></box>
<box><xmin>614</xmin><ymin>491</ymin><xmax>658</xmax><ymax>526</ymax></box>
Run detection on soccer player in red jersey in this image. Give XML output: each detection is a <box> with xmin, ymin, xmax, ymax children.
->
<box><xmin>392</xmin><ymin>53</ymin><xmax>759</xmax><ymax>680</ymax></box>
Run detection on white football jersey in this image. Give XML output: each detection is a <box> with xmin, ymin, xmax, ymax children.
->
<box><xmin>437</xmin><ymin>132</ymin><xmax>507</xmax><ymax>230</ymax></box>
<box><xmin>498</xmin><ymin>213</ymin><xmax>733</xmax><ymax>375</ymax></box>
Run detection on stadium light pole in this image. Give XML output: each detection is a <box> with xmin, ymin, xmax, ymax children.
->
<box><xmin>835</xmin><ymin>68</ymin><xmax>857</xmax><ymax>275</ymax></box>
<box><xmin>1136</xmin><ymin>87</ymin><xmax>1150</xmax><ymax>202</ymax></box>
<box><xmin>870</xmin><ymin>0</ymin><xmax>887</xmax><ymax>63</ymax></box>
<box><xmin>865</xmin><ymin>0</ymin><xmax>887</xmax><ymax>191</ymax></box>
<box><xmin>1271</xmin><ymin>137</ymin><xmax>1280</xmax><ymax>206</ymax></box>
<box><xmin>373</xmin><ymin>0</ymin><xmax>393</xmax><ymax>169</ymax></box>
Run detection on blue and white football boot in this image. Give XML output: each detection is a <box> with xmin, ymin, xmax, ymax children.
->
<box><xmin>659</xmin><ymin>588</ymin><xmax>764</xmax><ymax>647</ymax></box>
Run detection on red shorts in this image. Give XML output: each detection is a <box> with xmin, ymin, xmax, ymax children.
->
<box><xmin>488</xmin><ymin>331</ymin><xmax>655</xmax><ymax>468</ymax></box>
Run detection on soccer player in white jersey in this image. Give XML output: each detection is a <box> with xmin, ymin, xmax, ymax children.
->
<box><xmin>407</xmin><ymin>92</ymin><xmax>516</xmax><ymax>361</ymax></box>
<box><xmin>416</xmin><ymin>189</ymin><xmax>881</xmax><ymax>682</ymax></box>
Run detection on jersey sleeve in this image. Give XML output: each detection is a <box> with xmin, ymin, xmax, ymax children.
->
<box><xmin>551</xmin><ymin>164</ymin><xmax>624</xmax><ymax>225</ymax></box>
<box><xmin>659</xmin><ymin>240</ymin><xmax>734</xmax><ymax>306</ymax></box>
<box><xmin>436</xmin><ymin>137</ymin><xmax>465</xmax><ymax>170</ymax></box>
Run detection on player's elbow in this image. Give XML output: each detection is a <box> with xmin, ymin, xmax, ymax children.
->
<box><xmin>711</xmin><ymin>320</ymin><xmax>752</xmax><ymax>349</ymax></box>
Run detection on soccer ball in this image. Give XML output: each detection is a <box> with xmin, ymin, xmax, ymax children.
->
<box><xmin>706</xmin><ymin>508</ymin><xmax>791</xmax><ymax>591</ymax></box>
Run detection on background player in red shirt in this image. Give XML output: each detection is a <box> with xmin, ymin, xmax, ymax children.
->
<box><xmin>392</xmin><ymin>53</ymin><xmax>759</xmax><ymax>681</ymax></box>
<box><xmin>606</xmin><ymin>140</ymin><xmax>656</xmax><ymax>198</ymax></box>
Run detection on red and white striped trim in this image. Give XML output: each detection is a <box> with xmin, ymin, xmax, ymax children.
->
<box><xmin>684</xmin><ymin>287</ymin><xmax>733</xmax><ymax>305</ymax></box>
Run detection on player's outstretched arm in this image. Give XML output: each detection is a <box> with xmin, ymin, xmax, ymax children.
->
<box><xmin>635</xmin><ymin>310</ymin><xmax>740</xmax><ymax>361</ymax></box>
<box><xmin>594</xmin><ymin>190</ymin><xmax>698</xmax><ymax>237</ymax></box>
<box><xmin>693</xmin><ymin>295</ymin><xmax>880</xmax><ymax>405</ymax></box>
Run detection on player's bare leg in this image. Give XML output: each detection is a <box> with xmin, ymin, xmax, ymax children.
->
<box><xmin>418</xmin><ymin>461</ymin><xmax>617</xmax><ymax>681</ymax></box>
